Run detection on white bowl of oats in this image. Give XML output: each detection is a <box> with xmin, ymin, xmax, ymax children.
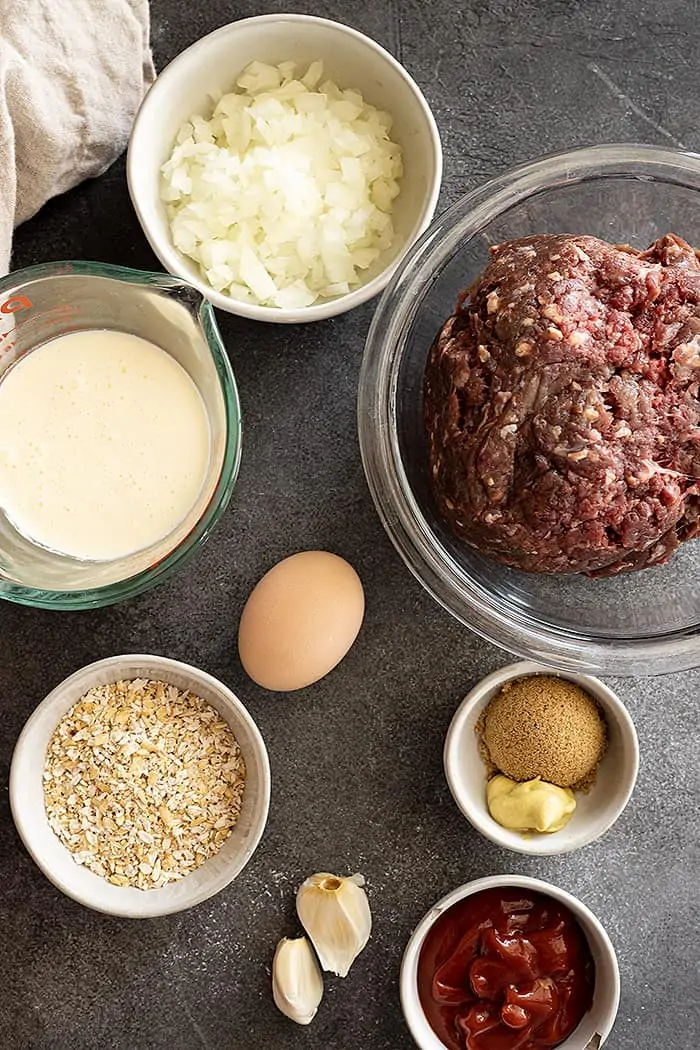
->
<box><xmin>9</xmin><ymin>655</ymin><xmax>270</xmax><ymax>917</ymax></box>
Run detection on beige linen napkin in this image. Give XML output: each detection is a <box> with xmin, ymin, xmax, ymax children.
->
<box><xmin>0</xmin><ymin>0</ymin><xmax>155</xmax><ymax>274</ymax></box>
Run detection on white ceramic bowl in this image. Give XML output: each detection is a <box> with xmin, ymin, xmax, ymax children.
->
<box><xmin>400</xmin><ymin>874</ymin><xmax>620</xmax><ymax>1050</ymax></box>
<box><xmin>443</xmin><ymin>661</ymin><xmax>639</xmax><ymax>856</ymax></box>
<box><xmin>127</xmin><ymin>13</ymin><xmax>443</xmax><ymax>323</ymax></box>
<box><xmin>10</xmin><ymin>655</ymin><xmax>270</xmax><ymax>917</ymax></box>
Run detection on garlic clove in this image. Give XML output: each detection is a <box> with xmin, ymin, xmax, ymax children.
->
<box><xmin>296</xmin><ymin>872</ymin><xmax>372</xmax><ymax>978</ymax></box>
<box><xmin>272</xmin><ymin>936</ymin><xmax>324</xmax><ymax>1025</ymax></box>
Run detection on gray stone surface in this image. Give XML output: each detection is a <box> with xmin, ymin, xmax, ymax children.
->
<box><xmin>1</xmin><ymin>1</ymin><xmax>699</xmax><ymax>1048</ymax></box>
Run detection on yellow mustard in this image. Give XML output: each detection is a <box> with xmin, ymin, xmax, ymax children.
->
<box><xmin>486</xmin><ymin>774</ymin><xmax>576</xmax><ymax>834</ymax></box>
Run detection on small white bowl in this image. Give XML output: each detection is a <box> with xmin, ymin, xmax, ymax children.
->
<box><xmin>10</xmin><ymin>655</ymin><xmax>270</xmax><ymax>917</ymax></box>
<box><xmin>127</xmin><ymin>13</ymin><xmax>443</xmax><ymax>323</ymax></box>
<box><xmin>401</xmin><ymin>874</ymin><xmax>620</xmax><ymax>1050</ymax></box>
<box><xmin>444</xmin><ymin>661</ymin><xmax>639</xmax><ymax>856</ymax></box>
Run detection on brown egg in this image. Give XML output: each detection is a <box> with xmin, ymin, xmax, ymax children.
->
<box><xmin>238</xmin><ymin>551</ymin><xmax>365</xmax><ymax>691</ymax></box>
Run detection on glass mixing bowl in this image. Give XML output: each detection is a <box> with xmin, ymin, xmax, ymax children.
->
<box><xmin>358</xmin><ymin>144</ymin><xmax>700</xmax><ymax>676</ymax></box>
<box><xmin>0</xmin><ymin>262</ymin><xmax>241</xmax><ymax>609</ymax></box>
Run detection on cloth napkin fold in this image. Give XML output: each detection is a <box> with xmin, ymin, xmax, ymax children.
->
<box><xmin>0</xmin><ymin>0</ymin><xmax>155</xmax><ymax>274</ymax></box>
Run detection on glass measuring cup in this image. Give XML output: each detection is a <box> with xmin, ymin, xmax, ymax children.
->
<box><xmin>0</xmin><ymin>261</ymin><xmax>241</xmax><ymax>609</ymax></box>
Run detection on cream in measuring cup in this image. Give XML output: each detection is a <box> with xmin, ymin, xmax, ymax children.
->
<box><xmin>0</xmin><ymin>329</ymin><xmax>209</xmax><ymax>561</ymax></box>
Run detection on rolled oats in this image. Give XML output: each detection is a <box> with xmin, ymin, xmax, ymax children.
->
<box><xmin>43</xmin><ymin>679</ymin><xmax>246</xmax><ymax>890</ymax></box>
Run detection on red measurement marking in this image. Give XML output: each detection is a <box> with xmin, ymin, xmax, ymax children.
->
<box><xmin>0</xmin><ymin>295</ymin><xmax>32</xmax><ymax>314</ymax></box>
<box><xmin>43</xmin><ymin>263</ymin><xmax>74</xmax><ymax>277</ymax></box>
<box><xmin>0</xmin><ymin>301</ymin><xmax>80</xmax><ymax>363</ymax></box>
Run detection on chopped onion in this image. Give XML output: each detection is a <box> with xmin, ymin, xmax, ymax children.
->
<box><xmin>161</xmin><ymin>60</ymin><xmax>404</xmax><ymax>309</ymax></box>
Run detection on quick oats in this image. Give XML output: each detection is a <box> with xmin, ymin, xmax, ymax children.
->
<box><xmin>43</xmin><ymin>678</ymin><xmax>246</xmax><ymax>890</ymax></box>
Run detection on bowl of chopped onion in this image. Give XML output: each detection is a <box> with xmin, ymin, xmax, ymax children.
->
<box><xmin>127</xmin><ymin>13</ymin><xmax>442</xmax><ymax>322</ymax></box>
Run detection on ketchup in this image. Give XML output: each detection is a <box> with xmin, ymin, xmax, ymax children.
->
<box><xmin>416</xmin><ymin>888</ymin><xmax>594</xmax><ymax>1050</ymax></box>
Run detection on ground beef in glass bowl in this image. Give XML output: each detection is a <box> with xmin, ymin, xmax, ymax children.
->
<box><xmin>358</xmin><ymin>144</ymin><xmax>700</xmax><ymax>675</ymax></box>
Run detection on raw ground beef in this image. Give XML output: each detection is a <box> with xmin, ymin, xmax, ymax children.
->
<box><xmin>424</xmin><ymin>232</ymin><xmax>700</xmax><ymax>576</ymax></box>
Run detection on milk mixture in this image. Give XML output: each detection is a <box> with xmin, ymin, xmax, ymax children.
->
<box><xmin>0</xmin><ymin>330</ymin><xmax>210</xmax><ymax>560</ymax></box>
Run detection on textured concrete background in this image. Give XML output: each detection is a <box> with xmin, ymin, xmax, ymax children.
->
<box><xmin>2</xmin><ymin>1</ymin><xmax>699</xmax><ymax>1048</ymax></box>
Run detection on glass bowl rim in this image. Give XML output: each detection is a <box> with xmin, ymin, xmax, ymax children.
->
<box><xmin>358</xmin><ymin>143</ymin><xmax>700</xmax><ymax>675</ymax></box>
<box><xmin>0</xmin><ymin>261</ymin><xmax>242</xmax><ymax>610</ymax></box>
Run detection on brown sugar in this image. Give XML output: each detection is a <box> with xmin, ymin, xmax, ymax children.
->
<box><xmin>480</xmin><ymin>675</ymin><xmax>607</xmax><ymax>790</ymax></box>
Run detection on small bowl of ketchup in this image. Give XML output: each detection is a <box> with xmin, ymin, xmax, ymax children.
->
<box><xmin>400</xmin><ymin>874</ymin><xmax>619</xmax><ymax>1050</ymax></box>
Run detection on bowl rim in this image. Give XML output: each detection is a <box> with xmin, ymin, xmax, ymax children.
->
<box><xmin>127</xmin><ymin>12</ymin><xmax>443</xmax><ymax>324</ymax></box>
<box><xmin>9</xmin><ymin>654</ymin><xmax>271</xmax><ymax>917</ymax></box>
<box><xmin>443</xmin><ymin>660</ymin><xmax>640</xmax><ymax>856</ymax></box>
<box><xmin>399</xmin><ymin>873</ymin><xmax>621</xmax><ymax>1050</ymax></box>
<box><xmin>358</xmin><ymin>142</ymin><xmax>700</xmax><ymax>675</ymax></box>
<box><xmin>0</xmin><ymin>261</ymin><xmax>242</xmax><ymax>610</ymax></box>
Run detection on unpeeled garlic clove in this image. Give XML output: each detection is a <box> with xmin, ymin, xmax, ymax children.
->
<box><xmin>296</xmin><ymin>872</ymin><xmax>371</xmax><ymax>978</ymax></box>
<box><xmin>272</xmin><ymin>936</ymin><xmax>324</xmax><ymax>1025</ymax></box>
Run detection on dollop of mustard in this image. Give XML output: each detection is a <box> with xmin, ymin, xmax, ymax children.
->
<box><xmin>486</xmin><ymin>775</ymin><xmax>576</xmax><ymax>834</ymax></box>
